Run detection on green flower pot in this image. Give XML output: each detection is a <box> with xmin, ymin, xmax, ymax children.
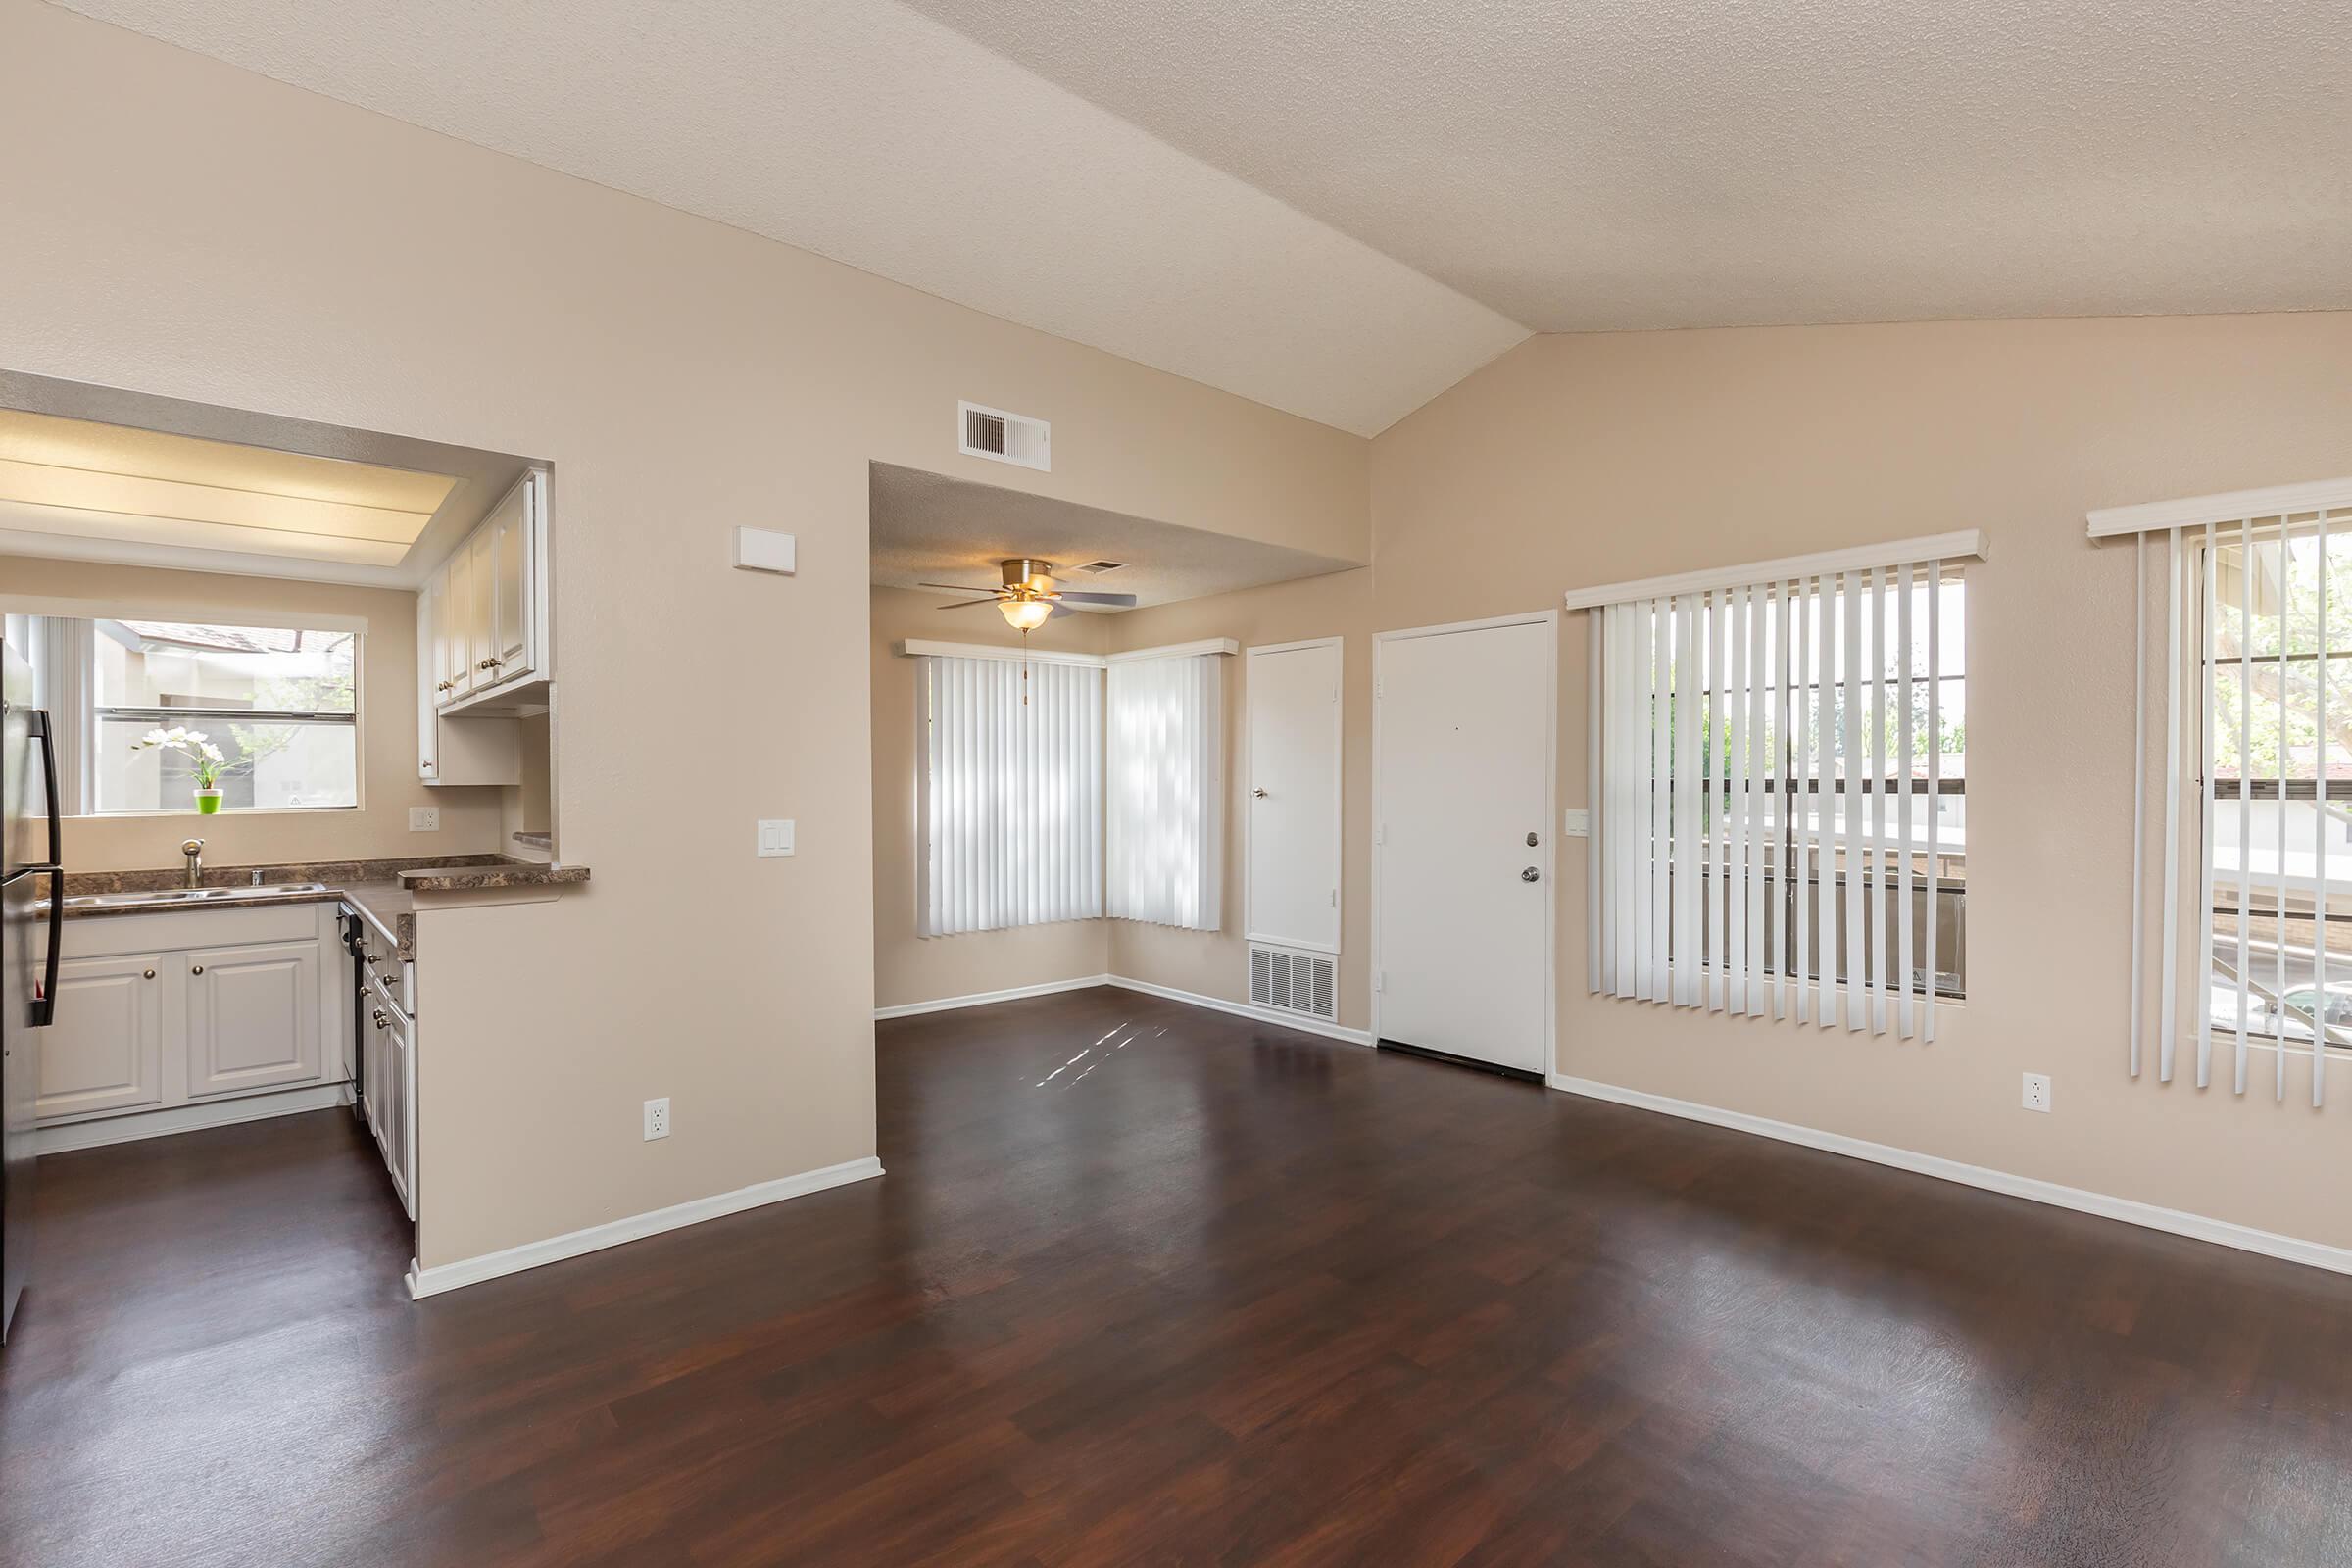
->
<box><xmin>195</xmin><ymin>791</ymin><xmax>222</xmax><ymax>815</ymax></box>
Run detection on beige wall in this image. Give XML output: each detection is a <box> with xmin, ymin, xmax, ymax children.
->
<box><xmin>871</xmin><ymin>585</ymin><xmax>1111</xmax><ymax>1008</ymax></box>
<box><xmin>1373</xmin><ymin>316</ymin><xmax>2352</xmax><ymax>1251</ymax></box>
<box><xmin>0</xmin><ymin>553</ymin><xmax>504</xmax><ymax>869</ymax></box>
<box><xmin>0</xmin><ymin>2</ymin><xmax>1368</xmax><ymax>1269</ymax></box>
<box><xmin>1103</xmin><ymin>570</ymin><xmax>1375</xmax><ymax>1028</ymax></box>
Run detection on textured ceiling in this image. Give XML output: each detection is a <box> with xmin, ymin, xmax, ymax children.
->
<box><xmin>52</xmin><ymin>0</ymin><xmax>1524</xmax><ymax>437</ymax></box>
<box><xmin>869</xmin><ymin>463</ymin><xmax>1359</xmax><ymax>611</ymax></box>
<box><xmin>906</xmin><ymin>0</ymin><xmax>2352</xmax><ymax>331</ymax></box>
<box><xmin>51</xmin><ymin>0</ymin><xmax>2352</xmax><ymax>437</ymax></box>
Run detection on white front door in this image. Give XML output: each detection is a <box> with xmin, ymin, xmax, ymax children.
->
<box><xmin>1247</xmin><ymin>640</ymin><xmax>1343</xmax><ymax>954</ymax></box>
<box><xmin>1375</xmin><ymin>615</ymin><xmax>1553</xmax><ymax>1075</ymax></box>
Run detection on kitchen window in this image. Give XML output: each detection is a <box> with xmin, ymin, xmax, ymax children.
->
<box><xmin>30</xmin><ymin>616</ymin><xmax>360</xmax><ymax>813</ymax></box>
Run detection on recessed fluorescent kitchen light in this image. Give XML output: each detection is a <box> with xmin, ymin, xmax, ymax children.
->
<box><xmin>0</xmin><ymin>408</ymin><xmax>457</xmax><ymax>558</ymax></box>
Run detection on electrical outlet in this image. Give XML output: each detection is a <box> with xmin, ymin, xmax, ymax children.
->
<box><xmin>643</xmin><ymin>1098</ymin><xmax>670</xmax><ymax>1140</ymax></box>
<box><xmin>2022</xmin><ymin>1072</ymin><xmax>2052</xmax><ymax>1114</ymax></box>
<box><xmin>408</xmin><ymin>806</ymin><xmax>440</xmax><ymax>832</ymax></box>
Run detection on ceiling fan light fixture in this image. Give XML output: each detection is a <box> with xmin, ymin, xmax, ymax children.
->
<box><xmin>999</xmin><ymin>597</ymin><xmax>1054</xmax><ymax>632</ymax></box>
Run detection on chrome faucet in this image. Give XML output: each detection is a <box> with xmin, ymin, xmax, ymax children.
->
<box><xmin>180</xmin><ymin>838</ymin><xmax>205</xmax><ymax>889</ymax></box>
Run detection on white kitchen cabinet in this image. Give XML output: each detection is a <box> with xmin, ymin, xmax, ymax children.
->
<box><xmin>417</xmin><ymin>571</ymin><xmax>443</xmax><ymax>776</ymax></box>
<box><xmin>436</xmin><ymin>543</ymin><xmax>475</xmax><ymax>707</ymax></box>
<box><xmin>38</xmin><ymin>905</ymin><xmax>349</xmax><ymax>1149</ymax></box>
<box><xmin>34</xmin><ymin>952</ymin><xmax>166</xmax><ymax>1120</ymax></box>
<box><xmin>418</xmin><ymin>573</ymin><xmax>523</xmax><ymax>791</ymax></box>
<box><xmin>417</xmin><ymin>472</ymin><xmax>541</xmax><ymax>784</ymax></box>
<box><xmin>489</xmin><ymin>481</ymin><xmax>534</xmax><ymax>684</ymax></box>
<box><xmin>462</xmin><ymin>527</ymin><xmax>495</xmax><ymax>695</ymax></box>
<box><xmin>184</xmin><ymin>939</ymin><xmax>322</xmax><ymax>1100</ymax></box>
<box><xmin>416</xmin><ymin>468</ymin><xmax>549</xmax><ymax>797</ymax></box>
<box><xmin>366</xmin><ymin>974</ymin><xmax>416</xmax><ymax>1218</ymax></box>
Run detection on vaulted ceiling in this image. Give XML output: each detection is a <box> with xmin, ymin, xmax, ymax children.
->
<box><xmin>57</xmin><ymin>1</ymin><xmax>2352</xmax><ymax>437</ymax></box>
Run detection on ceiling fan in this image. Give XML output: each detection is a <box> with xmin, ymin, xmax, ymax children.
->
<box><xmin>923</xmin><ymin>559</ymin><xmax>1137</xmax><ymax>630</ymax></box>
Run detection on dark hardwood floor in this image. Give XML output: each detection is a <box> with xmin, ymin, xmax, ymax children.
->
<box><xmin>5</xmin><ymin>989</ymin><xmax>2352</xmax><ymax>1565</ymax></box>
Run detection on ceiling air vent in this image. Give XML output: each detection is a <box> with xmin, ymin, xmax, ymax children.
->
<box><xmin>1250</xmin><ymin>944</ymin><xmax>1338</xmax><ymax>1023</ymax></box>
<box><xmin>1071</xmin><ymin>560</ymin><xmax>1127</xmax><ymax>575</ymax></box>
<box><xmin>958</xmin><ymin>400</ymin><xmax>1051</xmax><ymax>471</ymax></box>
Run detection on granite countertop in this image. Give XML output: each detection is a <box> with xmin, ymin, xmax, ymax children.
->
<box><xmin>53</xmin><ymin>855</ymin><xmax>588</xmax><ymax>958</ymax></box>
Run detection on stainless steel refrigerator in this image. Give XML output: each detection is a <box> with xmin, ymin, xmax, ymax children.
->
<box><xmin>3</xmin><ymin>631</ymin><xmax>62</xmax><ymax>1344</ymax></box>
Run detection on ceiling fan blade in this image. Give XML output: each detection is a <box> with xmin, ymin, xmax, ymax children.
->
<box><xmin>917</xmin><ymin>582</ymin><xmax>1001</xmax><ymax>595</ymax></box>
<box><xmin>1047</xmin><ymin>603</ymin><xmax>1076</xmax><ymax>618</ymax></box>
<box><xmin>934</xmin><ymin>598</ymin><xmax>1001</xmax><ymax>610</ymax></box>
<box><xmin>1053</xmin><ymin>591</ymin><xmax>1139</xmax><ymax>607</ymax></box>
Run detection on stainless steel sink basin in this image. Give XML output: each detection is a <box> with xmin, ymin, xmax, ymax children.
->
<box><xmin>68</xmin><ymin>882</ymin><xmax>328</xmax><ymax>908</ymax></box>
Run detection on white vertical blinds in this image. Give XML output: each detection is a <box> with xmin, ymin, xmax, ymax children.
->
<box><xmin>1588</xmin><ymin>545</ymin><xmax>1965</xmax><ymax>1035</ymax></box>
<box><xmin>2099</xmin><ymin>480</ymin><xmax>2352</xmax><ymax>1106</ymax></box>
<box><xmin>916</xmin><ymin>656</ymin><xmax>1102</xmax><ymax>937</ymax></box>
<box><xmin>1106</xmin><ymin>653</ymin><xmax>1223</xmax><ymax>930</ymax></box>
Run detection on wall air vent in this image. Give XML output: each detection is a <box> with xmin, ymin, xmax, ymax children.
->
<box><xmin>958</xmin><ymin>400</ymin><xmax>1051</xmax><ymax>471</ymax></box>
<box><xmin>1250</xmin><ymin>944</ymin><xmax>1338</xmax><ymax>1022</ymax></box>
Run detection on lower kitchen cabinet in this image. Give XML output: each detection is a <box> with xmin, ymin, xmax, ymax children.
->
<box><xmin>185</xmin><ymin>939</ymin><xmax>322</xmax><ymax>1099</ymax></box>
<box><xmin>35</xmin><ymin>952</ymin><xmax>167</xmax><ymax>1120</ymax></box>
<box><xmin>39</xmin><ymin>904</ymin><xmax>349</xmax><ymax>1145</ymax></box>
<box><xmin>367</xmin><ymin>986</ymin><xmax>416</xmax><ymax>1216</ymax></box>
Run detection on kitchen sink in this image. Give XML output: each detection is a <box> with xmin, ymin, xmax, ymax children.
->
<box><xmin>70</xmin><ymin>882</ymin><xmax>328</xmax><ymax>908</ymax></box>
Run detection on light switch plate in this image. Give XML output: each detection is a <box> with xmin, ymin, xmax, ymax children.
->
<box><xmin>1562</xmin><ymin>808</ymin><xmax>1591</xmax><ymax>838</ymax></box>
<box><xmin>757</xmin><ymin>818</ymin><xmax>796</xmax><ymax>858</ymax></box>
<box><xmin>409</xmin><ymin>806</ymin><xmax>440</xmax><ymax>832</ymax></box>
<box><xmin>733</xmin><ymin>526</ymin><xmax>797</xmax><ymax>574</ymax></box>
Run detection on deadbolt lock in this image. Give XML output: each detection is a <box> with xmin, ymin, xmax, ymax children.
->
<box><xmin>1526</xmin><ymin>831</ymin><xmax>1539</xmax><ymax>847</ymax></box>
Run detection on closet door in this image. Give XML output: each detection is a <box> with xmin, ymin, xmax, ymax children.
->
<box><xmin>1246</xmin><ymin>640</ymin><xmax>1343</xmax><ymax>954</ymax></box>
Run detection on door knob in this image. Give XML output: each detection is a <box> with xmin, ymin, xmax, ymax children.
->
<box><xmin>1521</xmin><ymin>866</ymin><xmax>1540</xmax><ymax>882</ymax></box>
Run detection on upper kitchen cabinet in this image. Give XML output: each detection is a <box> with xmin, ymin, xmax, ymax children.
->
<box><xmin>424</xmin><ymin>470</ymin><xmax>549</xmax><ymax>717</ymax></box>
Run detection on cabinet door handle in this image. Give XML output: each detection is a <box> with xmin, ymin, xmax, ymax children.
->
<box><xmin>372</xmin><ymin>1009</ymin><xmax>390</xmax><ymax>1030</ymax></box>
<box><xmin>143</xmin><ymin>968</ymin><xmax>156</xmax><ymax>980</ymax></box>
<box><xmin>190</xmin><ymin>964</ymin><xmax>205</xmax><ymax>975</ymax></box>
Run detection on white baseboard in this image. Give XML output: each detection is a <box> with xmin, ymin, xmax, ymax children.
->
<box><xmin>871</xmin><ymin>970</ymin><xmax>1373</xmax><ymax>1046</ymax></box>
<box><xmin>36</xmin><ymin>1081</ymin><xmax>354</xmax><ymax>1154</ymax></box>
<box><xmin>873</xmin><ymin>974</ymin><xmax>1111</xmax><ymax>1020</ymax></box>
<box><xmin>1549</xmin><ymin>1073</ymin><xmax>2352</xmax><ymax>1279</ymax></box>
<box><xmin>405</xmin><ymin>1155</ymin><xmax>885</xmax><ymax>1299</ymax></box>
<box><xmin>1103</xmin><ymin>975</ymin><xmax>1373</xmax><ymax>1047</ymax></box>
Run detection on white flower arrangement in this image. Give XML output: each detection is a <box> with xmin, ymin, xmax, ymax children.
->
<box><xmin>133</xmin><ymin>725</ymin><xmax>230</xmax><ymax>790</ymax></box>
